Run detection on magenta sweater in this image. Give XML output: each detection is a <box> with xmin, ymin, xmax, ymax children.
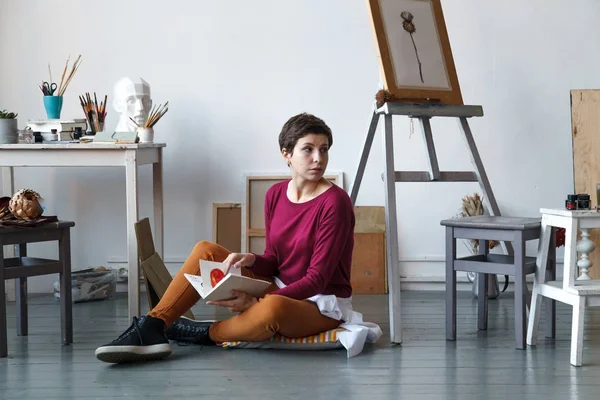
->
<box><xmin>251</xmin><ymin>180</ymin><xmax>355</xmax><ymax>300</ymax></box>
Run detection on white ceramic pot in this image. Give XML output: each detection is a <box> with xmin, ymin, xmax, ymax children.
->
<box><xmin>0</xmin><ymin>118</ymin><xmax>18</xmax><ymax>144</ymax></box>
<box><xmin>137</xmin><ymin>127</ymin><xmax>154</xmax><ymax>143</ymax></box>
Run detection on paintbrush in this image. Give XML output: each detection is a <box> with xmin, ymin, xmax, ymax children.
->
<box><xmin>57</xmin><ymin>55</ymin><xmax>70</xmax><ymax>96</ymax></box>
<box><xmin>144</xmin><ymin>101</ymin><xmax>169</xmax><ymax>128</ymax></box>
<box><xmin>57</xmin><ymin>54</ymin><xmax>83</xmax><ymax>96</ymax></box>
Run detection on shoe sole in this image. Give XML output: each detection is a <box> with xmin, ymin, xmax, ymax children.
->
<box><xmin>179</xmin><ymin>316</ymin><xmax>217</xmax><ymax>323</ymax></box>
<box><xmin>95</xmin><ymin>343</ymin><xmax>172</xmax><ymax>364</ymax></box>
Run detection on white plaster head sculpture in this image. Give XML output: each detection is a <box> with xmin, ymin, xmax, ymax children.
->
<box><xmin>113</xmin><ymin>77</ymin><xmax>152</xmax><ymax>132</ymax></box>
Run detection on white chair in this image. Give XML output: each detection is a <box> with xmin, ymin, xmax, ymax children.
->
<box><xmin>527</xmin><ymin>208</ymin><xmax>600</xmax><ymax>366</ymax></box>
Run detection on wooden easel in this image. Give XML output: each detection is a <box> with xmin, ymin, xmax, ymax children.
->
<box><xmin>350</xmin><ymin>102</ymin><xmax>512</xmax><ymax>344</ymax></box>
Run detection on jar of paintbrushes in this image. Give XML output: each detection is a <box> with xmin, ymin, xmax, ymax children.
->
<box><xmin>134</xmin><ymin>102</ymin><xmax>169</xmax><ymax>143</ymax></box>
<box><xmin>41</xmin><ymin>55</ymin><xmax>82</xmax><ymax>119</ymax></box>
<box><xmin>79</xmin><ymin>92</ymin><xmax>107</xmax><ymax>134</ymax></box>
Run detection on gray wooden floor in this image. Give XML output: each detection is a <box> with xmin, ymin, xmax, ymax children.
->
<box><xmin>2</xmin><ymin>290</ymin><xmax>600</xmax><ymax>400</ymax></box>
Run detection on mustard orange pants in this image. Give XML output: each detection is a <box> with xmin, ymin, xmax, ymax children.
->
<box><xmin>148</xmin><ymin>241</ymin><xmax>340</xmax><ymax>342</ymax></box>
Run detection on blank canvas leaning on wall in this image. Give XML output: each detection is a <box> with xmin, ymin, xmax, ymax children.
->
<box><xmin>213</xmin><ymin>203</ymin><xmax>242</xmax><ymax>253</ymax></box>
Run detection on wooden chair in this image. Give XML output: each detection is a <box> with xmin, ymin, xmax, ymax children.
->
<box><xmin>440</xmin><ymin>215</ymin><xmax>552</xmax><ymax>349</ymax></box>
<box><xmin>134</xmin><ymin>218</ymin><xmax>194</xmax><ymax>319</ymax></box>
<box><xmin>0</xmin><ymin>221</ymin><xmax>75</xmax><ymax>357</ymax></box>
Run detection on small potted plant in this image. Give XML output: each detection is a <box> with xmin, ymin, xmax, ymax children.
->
<box><xmin>0</xmin><ymin>109</ymin><xmax>18</xmax><ymax>144</ymax></box>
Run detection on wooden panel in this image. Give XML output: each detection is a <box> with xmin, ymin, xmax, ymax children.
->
<box><xmin>249</xmin><ymin>180</ymin><xmax>277</xmax><ymax>230</ymax></box>
<box><xmin>134</xmin><ymin>217</ymin><xmax>156</xmax><ymax>262</ymax></box>
<box><xmin>354</xmin><ymin>206</ymin><xmax>386</xmax><ymax>233</ymax></box>
<box><xmin>572</xmin><ymin>89</ymin><xmax>600</xmax><ymax>279</ymax></box>
<box><xmin>353</xmin><ymin>206</ymin><xmax>387</xmax><ymax>294</ymax></box>
<box><xmin>140</xmin><ymin>253</ymin><xmax>194</xmax><ymax>320</ymax></box>
<box><xmin>351</xmin><ymin>232</ymin><xmax>386</xmax><ymax>294</ymax></box>
<box><xmin>213</xmin><ymin>203</ymin><xmax>241</xmax><ymax>253</ymax></box>
<box><xmin>249</xmin><ymin>236</ymin><xmax>266</xmax><ymax>255</ymax></box>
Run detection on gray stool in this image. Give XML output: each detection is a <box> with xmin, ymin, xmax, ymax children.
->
<box><xmin>0</xmin><ymin>221</ymin><xmax>75</xmax><ymax>357</ymax></box>
<box><xmin>440</xmin><ymin>216</ymin><xmax>554</xmax><ymax>349</ymax></box>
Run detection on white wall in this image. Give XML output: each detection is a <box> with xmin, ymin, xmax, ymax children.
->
<box><xmin>1</xmin><ymin>0</ymin><xmax>599</xmax><ymax>293</ymax></box>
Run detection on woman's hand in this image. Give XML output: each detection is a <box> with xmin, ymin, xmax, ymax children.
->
<box><xmin>223</xmin><ymin>252</ymin><xmax>256</xmax><ymax>273</ymax></box>
<box><xmin>207</xmin><ymin>291</ymin><xmax>258</xmax><ymax>313</ymax></box>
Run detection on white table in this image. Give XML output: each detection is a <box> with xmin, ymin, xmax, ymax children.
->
<box><xmin>527</xmin><ymin>208</ymin><xmax>600</xmax><ymax>366</ymax></box>
<box><xmin>0</xmin><ymin>143</ymin><xmax>165</xmax><ymax>320</ymax></box>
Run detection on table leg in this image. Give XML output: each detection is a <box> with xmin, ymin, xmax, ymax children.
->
<box><xmin>1</xmin><ymin>166</ymin><xmax>15</xmax><ymax>303</ymax></box>
<box><xmin>126</xmin><ymin>152</ymin><xmax>140</xmax><ymax>319</ymax></box>
<box><xmin>570</xmin><ymin>296</ymin><xmax>586</xmax><ymax>366</ymax></box>
<box><xmin>545</xmin><ymin>228</ymin><xmax>556</xmax><ymax>339</ymax></box>
<box><xmin>153</xmin><ymin>147</ymin><xmax>164</xmax><ymax>260</ymax></box>
<box><xmin>59</xmin><ymin>229</ymin><xmax>72</xmax><ymax>345</ymax></box>
<box><xmin>15</xmin><ymin>244</ymin><xmax>27</xmax><ymax>336</ymax></box>
<box><xmin>0</xmin><ymin>243</ymin><xmax>6</xmax><ymax>357</ymax></box>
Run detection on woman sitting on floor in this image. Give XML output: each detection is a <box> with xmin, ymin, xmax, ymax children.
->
<box><xmin>95</xmin><ymin>112</ymin><xmax>380</xmax><ymax>363</ymax></box>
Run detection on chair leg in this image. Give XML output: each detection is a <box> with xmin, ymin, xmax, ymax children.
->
<box><xmin>477</xmin><ymin>239</ymin><xmax>489</xmax><ymax>331</ymax></box>
<box><xmin>59</xmin><ymin>228</ymin><xmax>73</xmax><ymax>345</ymax></box>
<box><xmin>527</xmin><ymin>217</ymin><xmax>552</xmax><ymax>346</ymax></box>
<box><xmin>16</xmin><ymin>243</ymin><xmax>27</xmax><ymax>336</ymax></box>
<box><xmin>446</xmin><ymin>227</ymin><xmax>457</xmax><ymax>341</ymax></box>
<box><xmin>0</xmin><ymin>245</ymin><xmax>7</xmax><ymax>357</ymax></box>
<box><xmin>16</xmin><ymin>278</ymin><xmax>27</xmax><ymax>336</ymax></box>
<box><xmin>514</xmin><ymin>234</ymin><xmax>526</xmax><ymax>350</ymax></box>
<box><xmin>570</xmin><ymin>296</ymin><xmax>586</xmax><ymax>366</ymax></box>
<box><xmin>477</xmin><ymin>273</ymin><xmax>488</xmax><ymax>330</ymax></box>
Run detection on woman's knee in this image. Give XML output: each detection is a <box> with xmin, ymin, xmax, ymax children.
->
<box><xmin>256</xmin><ymin>294</ymin><xmax>289</xmax><ymax>323</ymax></box>
<box><xmin>192</xmin><ymin>240</ymin><xmax>213</xmax><ymax>255</ymax></box>
<box><xmin>191</xmin><ymin>240</ymin><xmax>229</xmax><ymax>261</ymax></box>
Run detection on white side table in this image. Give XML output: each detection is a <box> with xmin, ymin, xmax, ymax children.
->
<box><xmin>527</xmin><ymin>208</ymin><xmax>600</xmax><ymax>366</ymax></box>
<box><xmin>0</xmin><ymin>143</ymin><xmax>165</xmax><ymax>320</ymax></box>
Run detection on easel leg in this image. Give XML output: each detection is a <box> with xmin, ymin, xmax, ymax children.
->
<box><xmin>459</xmin><ymin>118</ymin><xmax>514</xmax><ymax>257</ymax></box>
<box><xmin>419</xmin><ymin>117</ymin><xmax>440</xmax><ymax>180</ymax></box>
<box><xmin>382</xmin><ymin>114</ymin><xmax>402</xmax><ymax>344</ymax></box>
<box><xmin>350</xmin><ymin>111</ymin><xmax>379</xmax><ymax>205</ymax></box>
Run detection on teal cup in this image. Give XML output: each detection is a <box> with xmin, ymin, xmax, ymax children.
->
<box><xmin>43</xmin><ymin>96</ymin><xmax>63</xmax><ymax>119</ymax></box>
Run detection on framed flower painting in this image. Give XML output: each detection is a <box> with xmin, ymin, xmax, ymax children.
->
<box><xmin>367</xmin><ymin>0</ymin><xmax>464</xmax><ymax>105</ymax></box>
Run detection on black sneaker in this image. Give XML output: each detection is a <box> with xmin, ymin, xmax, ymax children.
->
<box><xmin>95</xmin><ymin>315</ymin><xmax>172</xmax><ymax>363</ymax></box>
<box><xmin>165</xmin><ymin>316</ymin><xmax>215</xmax><ymax>345</ymax></box>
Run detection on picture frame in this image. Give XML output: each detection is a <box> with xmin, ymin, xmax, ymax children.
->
<box><xmin>366</xmin><ymin>0</ymin><xmax>463</xmax><ymax>105</ymax></box>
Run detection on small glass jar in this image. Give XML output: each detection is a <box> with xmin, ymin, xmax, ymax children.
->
<box><xmin>566</xmin><ymin>194</ymin><xmax>578</xmax><ymax>210</ymax></box>
<box><xmin>578</xmin><ymin>193</ymin><xmax>591</xmax><ymax>210</ymax></box>
<box><xmin>17</xmin><ymin>129</ymin><xmax>34</xmax><ymax>144</ymax></box>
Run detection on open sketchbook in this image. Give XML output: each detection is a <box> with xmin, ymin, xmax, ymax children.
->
<box><xmin>184</xmin><ymin>260</ymin><xmax>271</xmax><ymax>302</ymax></box>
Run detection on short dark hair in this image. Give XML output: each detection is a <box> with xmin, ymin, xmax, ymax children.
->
<box><xmin>278</xmin><ymin>113</ymin><xmax>333</xmax><ymax>154</ymax></box>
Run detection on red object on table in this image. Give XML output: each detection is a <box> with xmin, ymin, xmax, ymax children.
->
<box><xmin>555</xmin><ymin>227</ymin><xmax>566</xmax><ymax>248</ymax></box>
